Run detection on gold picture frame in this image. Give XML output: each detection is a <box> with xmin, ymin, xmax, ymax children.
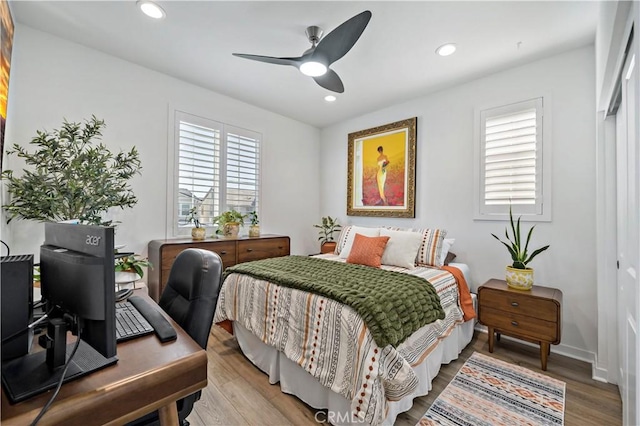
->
<box><xmin>347</xmin><ymin>117</ymin><xmax>417</xmax><ymax>217</ymax></box>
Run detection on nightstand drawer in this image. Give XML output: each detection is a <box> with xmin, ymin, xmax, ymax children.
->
<box><xmin>481</xmin><ymin>306</ymin><xmax>559</xmax><ymax>342</ymax></box>
<box><xmin>238</xmin><ymin>238</ymin><xmax>290</xmax><ymax>262</ymax></box>
<box><xmin>480</xmin><ymin>288</ymin><xmax>558</xmax><ymax>322</ymax></box>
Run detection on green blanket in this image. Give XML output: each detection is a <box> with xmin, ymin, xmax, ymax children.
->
<box><xmin>223</xmin><ymin>256</ymin><xmax>445</xmax><ymax>347</ymax></box>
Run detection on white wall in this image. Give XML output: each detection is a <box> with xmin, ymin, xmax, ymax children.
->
<box><xmin>320</xmin><ymin>46</ymin><xmax>597</xmax><ymax>360</ymax></box>
<box><xmin>2</xmin><ymin>25</ymin><xmax>320</xmax><ymax>263</ymax></box>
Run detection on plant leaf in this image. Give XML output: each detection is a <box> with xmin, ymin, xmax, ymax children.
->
<box><xmin>524</xmin><ymin>245</ymin><xmax>550</xmax><ymax>265</ymax></box>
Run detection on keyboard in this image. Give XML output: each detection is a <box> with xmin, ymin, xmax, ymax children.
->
<box><xmin>115</xmin><ymin>300</ymin><xmax>154</xmax><ymax>342</ymax></box>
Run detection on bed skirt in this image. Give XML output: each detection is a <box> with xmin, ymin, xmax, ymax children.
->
<box><xmin>233</xmin><ymin>296</ymin><xmax>476</xmax><ymax>425</ymax></box>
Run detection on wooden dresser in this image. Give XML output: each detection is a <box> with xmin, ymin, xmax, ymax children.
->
<box><xmin>478</xmin><ymin>278</ymin><xmax>562</xmax><ymax>370</ymax></box>
<box><xmin>147</xmin><ymin>234</ymin><xmax>290</xmax><ymax>301</ymax></box>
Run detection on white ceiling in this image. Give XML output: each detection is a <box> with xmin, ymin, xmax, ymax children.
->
<box><xmin>11</xmin><ymin>1</ymin><xmax>599</xmax><ymax>128</ymax></box>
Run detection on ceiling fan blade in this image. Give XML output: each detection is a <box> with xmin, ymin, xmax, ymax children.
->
<box><xmin>313</xmin><ymin>69</ymin><xmax>344</xmax><ymax>93</ymax></box>
<box><xmin>313</xmin><ymin>10</ymin><xmax>372</xmax><ymax>65</ymax></box>
<box><xmin>232</xmin><ymin>53</ymin><xmax>301</xmax><ymax>67</ymax></box>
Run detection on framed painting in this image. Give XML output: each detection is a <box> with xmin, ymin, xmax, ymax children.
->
<box><xmin>347</xmin><ymin>117</ymin><xmax>417</xmax><ymax>217</ymax></box>
<box><xmin>1</xmin><ymin>0</ymin><xmax>14</xmax><ymax>172</ymax></box>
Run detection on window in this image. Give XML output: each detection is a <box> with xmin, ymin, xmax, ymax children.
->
<box><xmin>173</xmin><ymin>111</ymin><xmax>261</xmax><ymax>235</ymax></box>
<box><xmin>475</xmin><ymin>97</ymin><xmax>550</xmax><ymax>221</ymax></box>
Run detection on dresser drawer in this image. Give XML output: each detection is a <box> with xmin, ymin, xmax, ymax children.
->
<box><xmin>480</xmin><ymin>306</ymin><xmax>559</xmax><ymax>343</ymax></box>
<box><xmin>162</xmin><ymin>242</ymin><xmax>237</xmax><ymax>269</ymax></box>
<box><xmin>238</xmin><ymin>238</ymin><xmax>290</xmax><ymax>263</ymax></box>
<box><xmin>480</xmin><ymin>287</ymin><xmax>559</xmax><ymax>322</ymax></box>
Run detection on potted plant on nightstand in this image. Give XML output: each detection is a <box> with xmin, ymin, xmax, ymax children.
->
<box><xmin>491</xmin><ymin>206</ymin><xmax>550</xmax><ymax>290</ymax></box>
<box><xmin>248</xmin><ymin>211</ymin><xmax>260</xmax><ymax>237</ymax></box>
<box><xmin>187</xmin><ymin>207</ymin><xmax>206</xmax><ymax>240</ymax></box>
<box><xmin>213</xmin><ymin>209</ymin><xmax>246</xmax><ymax>238</ymax></box>
<box><xmin>313</xmin><ymin>216</ymin><xmax>342</xmax><ymax>254</ymax></box>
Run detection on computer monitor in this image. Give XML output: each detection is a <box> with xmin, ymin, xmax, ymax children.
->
<box><xmin>1</xmin><ymin>223</ymin><xmax>118</xmax><ymax>403</ymax></box>
<box><xmin>40</xmin><ymin>222</ymin><xmax>117</xmax><ymax>358</ymax></box>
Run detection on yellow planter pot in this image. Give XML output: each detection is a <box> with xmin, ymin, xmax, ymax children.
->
<box><xmin>191</xmin><ymin>227</ymin><xmax>206</xmax><ymax>240</ymax></box>
<box><xmin>505</xmin><ymin>266</ymin><xmax>534</xmax><ymax>290</ymax></box>
<box><xmin>222</xmin><ymin>223</ymin><xmax>240</xmax><ymax>238</ymax></box>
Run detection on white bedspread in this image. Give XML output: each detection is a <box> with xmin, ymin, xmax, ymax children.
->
<box><xmin>213</xmin><ymin>255</ymin><xmax>467</xmax><ymax>424</ymax></box>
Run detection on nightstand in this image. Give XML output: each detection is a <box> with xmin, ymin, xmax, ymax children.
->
<box><xmin>478</xmin><ymin>278</ymin><xmax>562</xmax><ymax>370</ymax></box>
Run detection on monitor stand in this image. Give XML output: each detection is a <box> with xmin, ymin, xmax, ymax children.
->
<box><xmin>1</xmin><ymin>340</ymin><xmax>118</xmax><ymax>403</ymax></box>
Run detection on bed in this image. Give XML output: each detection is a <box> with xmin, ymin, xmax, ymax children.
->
<box><xmin>213</xmin><ymin>240</ymin><xmax>476</xmax><ymax>426</ymax></box>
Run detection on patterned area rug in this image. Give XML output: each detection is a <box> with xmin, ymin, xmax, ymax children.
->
<box><xmin>418</xmin><ymin>352</ymin><xmax>566</xmax><ymax>426</ymax></box>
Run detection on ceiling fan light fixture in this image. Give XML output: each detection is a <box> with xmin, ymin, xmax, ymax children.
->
<box><xmin>299</xmin><ymin>61</ymin><xmax>327</xmax><ymax>77</ymax></box>
<box><xmin>436</xmin><ymin>43</ymin><xmax>457</xmax><ymax>57</ymax></box>
<box><xmin>137</xmin><ymin>0</ymin><xmax>166</xmax><ymax>19</ymax></box>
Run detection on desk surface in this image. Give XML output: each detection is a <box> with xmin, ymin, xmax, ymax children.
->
<box><xmin>1</xmin><ymin>291</ymin><xmax>208</xmax><ymax>426</ymax></box>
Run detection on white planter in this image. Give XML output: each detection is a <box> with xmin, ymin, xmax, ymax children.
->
<box><xmin>115</xmin><ymin>271</ymin><xmax>141</xmax><ymax>284</ymax></box>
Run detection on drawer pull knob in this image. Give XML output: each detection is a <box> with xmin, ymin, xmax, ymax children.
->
<box><xmin>247</xmin><ymin>248</ymin><xmax>253</xmax><ymax>252</ymax></box>
<box><xmin>278</xmin><ymin>246</ymin><xmax>283</xmax><ymax>249</ymax></box>
<box><xmin>511</xmin><ymin>302</ymin><xmax>519</xmax><ymax>307</ymax></box>
<box><xmin>220</xmin><ymin>251</ymin><xmax>227</xmax><ymax>255</ymax></box>
<box><xmin>511</xmin><ymin>321</ymin><xmax>519</xmax><ymax>326</ymax></box>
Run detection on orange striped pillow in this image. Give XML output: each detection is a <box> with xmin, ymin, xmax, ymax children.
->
<box><xmin>346</xmin><ymin>234</ymin><xmax>390</xmax><ymax>268</ymax></box>
<box><xmin>383</xmin><ymin>226</ymin><xmax>447</xmax><ymax>267</ymax></box>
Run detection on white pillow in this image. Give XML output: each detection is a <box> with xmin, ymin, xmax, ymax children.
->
<box><xmin>439</xmin><ymin>238</ymin><xmax>455</xmax><ymax>266</ymax></box>
<box><xmin>338</xmin><ymin>226</ymin><xmax>381</xmax><ymax>259</ymax></box>
<box><xmin>379</xmin><ymin>228</ymin><xmax>423</xmax><ymax>269</ymax></box>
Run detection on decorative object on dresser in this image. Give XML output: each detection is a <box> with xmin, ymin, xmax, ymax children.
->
<box><xmin>212</xmin><ymin>209</ymin><xmax>246</xmax><ymax>238</ymax></box>
<box><xmin>491</xmin><ymin>206</ymin><xmax>550</xmax><ymax>290</ymax></box>
<box><xmin>147</xmin><ymin>234</ymin><xmax>290</xmax><ymax>301</ymax></box>
<box><xmin>248</xmin><ymin>211</ymin><xmax>260</xmax><ymax>237</ymax></box>
<box><xmin>313</xmin><ymin>215</ymin><xmax>341</xmax><ymax>253</ymax></box>
<box><xmin>187</xmin><ymin>206</ymin><xmax>206</xmax><ymax>240</ymax></box>
<box><xmin>478</xmin><ymin>278</ymin><xmax>562</xmax><ymax>371</ymax></box>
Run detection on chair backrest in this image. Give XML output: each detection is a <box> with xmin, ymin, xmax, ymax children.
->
<box><xmin>159</xmin><ymin>248</ymin><xmax>222</xmax><ymax>349</ymax></box>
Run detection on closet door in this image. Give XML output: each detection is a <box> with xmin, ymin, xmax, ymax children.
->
<box><xmin>616</xmin><ymin>40</ymin><xmax>638</xmax><ymax>426</ymax></box>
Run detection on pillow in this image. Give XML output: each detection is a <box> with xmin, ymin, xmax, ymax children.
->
<box><xmin>346</xmin><ymin>234</ymin><xmax>390</xmax><ymax>268</ymax></box>
<box><xmin>336</xmin><ymin>226</ymin><xmax>381</xmax><ymax>259</ymax></box>
<box><xmin>439</xmin><ymin>238</ymin><xmax>455</xmax><ymax>266</ymax></box>
<box><xmin>383</xmin><ymin>226</ymin><xmax>448</xmax><ymax>267</ymax></box>
<box><xmin>379</xmin><ymin>228</ymin><xmax>423</xmax><ymax>269</ymax></box>
<box><xmin>444</xmin><ymin>251</ymin><xmax>457</xmax><ymax>265</ymax></box>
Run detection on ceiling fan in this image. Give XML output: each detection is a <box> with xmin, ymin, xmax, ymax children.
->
<box><xmin>232</xmin><ymin>10</ymin><xmax>372</xmax><ymax>93</ymax></box>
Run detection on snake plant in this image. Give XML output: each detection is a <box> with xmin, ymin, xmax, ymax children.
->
<box><xmin>491</xmin><ymin>206</ymin><xmax>549</xmax><ymax>270</ymax></box>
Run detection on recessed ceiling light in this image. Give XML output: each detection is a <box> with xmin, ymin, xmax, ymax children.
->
<box><xmin>299</xmin><ymin>61</ymin><xmax>327</xmax><ymax>77</ymax></box>
<box><xmin>436</xmin><ymin>43</ymin><xmax>456</xmax><ymax>57</ymax></box>
<box><xmin>137</xmin><ymin>0</ymin><xmax>166</xmax><ymax>19</ymax></box>
<box><xmin>324</xmin><ymin>95</ymin><xmax>336</xmax><ymax>102</ymax></box>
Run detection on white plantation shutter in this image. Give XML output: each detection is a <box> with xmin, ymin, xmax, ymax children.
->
<box><xmin>224</xmin><ymin>128</ymin><xmax>260</xmax><ymax>218</ymax></box>
<box><xmin>479</xmin><ymin>98</ymin><xmax>544</xmax><ymax>216</ymax></box>
<box><xmin>174</xmin><ymin>112</ymin><xmax>261</xmax><ymax>236</ymax></box>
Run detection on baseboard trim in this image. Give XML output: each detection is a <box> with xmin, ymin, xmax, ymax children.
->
<box><xmin>473</xmin><ymin>324</ymin><xmax>608</xmax><ymax>381</ymax></box>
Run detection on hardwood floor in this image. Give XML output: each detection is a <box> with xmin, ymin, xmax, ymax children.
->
<box><xmin>188</xmin><ymin>325</ymin><xmax>622</xmax><ymax>425</ymax></box>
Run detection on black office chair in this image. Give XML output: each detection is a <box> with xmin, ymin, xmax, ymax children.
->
<box><xmin>128</xmin><ymin>248</ymin><xmax>223</xmax><ymax>426</ymax></box>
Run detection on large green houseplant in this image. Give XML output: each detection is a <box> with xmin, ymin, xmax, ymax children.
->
<box><xmin>1</xmin><ymin>116</ymin><xmax>141</xmax><ymax>226</ymax></box>
<box><xmin>491</xmin><ymin>206</ymin><xmax>550</xmax><ymax>290</ymax></box>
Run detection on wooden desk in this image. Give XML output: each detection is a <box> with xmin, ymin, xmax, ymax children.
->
<box><xmin>1</xmin><ymin>292</ymin><xmax>207</xmax><ymax>426</ymax></box>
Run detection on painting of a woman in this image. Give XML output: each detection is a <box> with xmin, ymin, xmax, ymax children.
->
<box><xmin>347</xmin><ymin>117</ymin><xmax>416</xmax><ymax>217</ymax></box>
<box><xmin>376</xmin><ymin>146</ymin><xmax>389</xmax><ymax>205</ymax></box>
